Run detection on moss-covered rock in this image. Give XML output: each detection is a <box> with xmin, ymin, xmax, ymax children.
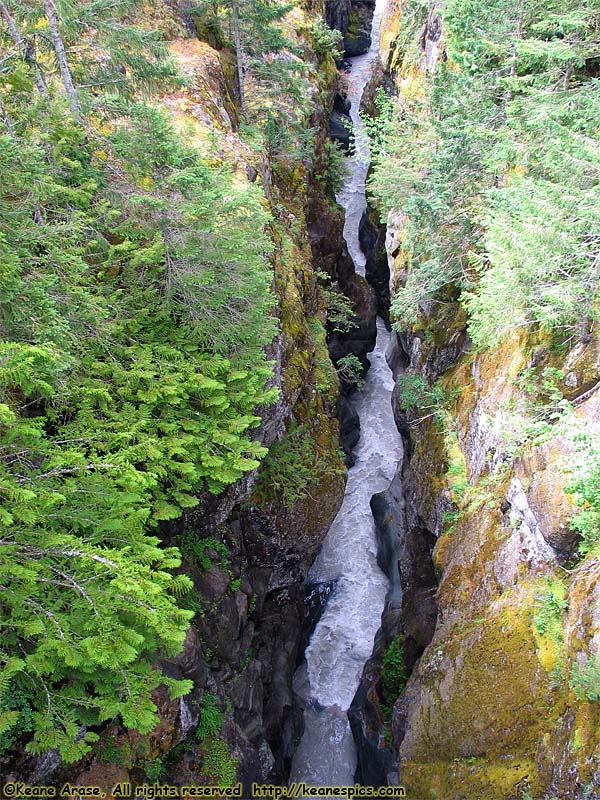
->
<box><xmin>398</xmin><ymin>585</ymin><xmax>568</xmax><ymax>799</ymax></box>
<box><xmin>343</xmin><ymin>2</ymin><xmax>373</xmax><ymax>56</ymax></box>
<box><xmin>375</xmin><ymin>3</ymin><xmax>600</xmax><ymax>798</ymax></box>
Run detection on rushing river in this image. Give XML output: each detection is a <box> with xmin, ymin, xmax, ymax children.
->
<box><xmin>290</xmin><ymin>0</ymin><xmax>401</xmax><ymax>785</ymax></box>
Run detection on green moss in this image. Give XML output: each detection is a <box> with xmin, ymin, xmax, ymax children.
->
<box><xmin>308</xmin><ymin>316</ymin><xmax>338</xmax><ymax>401</ymax></box>
<box><xmin>402</xmin><ymin>757</ymin><xmax>538</xmax><ymax>800</ymax></box>
<box><xmin>401</xmin><ymin>595</ymin><xmax>568</xmax><ymax>799</ymax></box>
<box><xmin>346</xmin><ymin>9</ymin><xmax>361</xmax><ymax>36</ymax></box>
<box><xmin>200</xmin><ymin>738</ymin><xmax>238</xmax><ymax>787</ymax></box>
<box><xmin>252</xmin><ymin>422</ymin><xmax>344</xmax><ymax>510</ymax></box>
<box><xmin>532</xmin><ymin>577</ymin><xmax>567</xmax><ymax>676</ymax></box>
<box><xmin>444</xmin><ymin>429</ymin><xmax>469</xmax><ymax>505</ymax></box>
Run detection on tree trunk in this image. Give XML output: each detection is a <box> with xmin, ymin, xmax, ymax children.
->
<box><xmin>231</xmin><ymin>0</ymin><xmax>245</xmax><ymax>114</ymax></box>
<box><xmin>42</xmin><ymin>0</ymin><xmax>81</xmax><ymax>116</ymax></box>
<box><xmin>0</xmin><ymin>0</ymin><xmax>47</xmax><ymax>94</ymax></box>
<box><xmin>0</xmin><ymin>96</ymin><xmax>14</xmax><ymax>135</ymax></box>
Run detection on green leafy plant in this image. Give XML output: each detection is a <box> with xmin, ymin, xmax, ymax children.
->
<box><xmin>336</xmin><ymin>354</ymin><xmax>365</xmax><ymax>391</ymax></box>
<box><xmin>315</xmin><ymin>140</ymin><xmax>349</xmax><ymax>195</ymax></box>
<box><xmin>380</xmin><ymin>634</ymin><xmax>409</xmax><ymax>746</ymax></box>
<box><xmin>396</xmin><ymin>373</ymin><xmax>458</xmax><ymax>427</ymax></box>
<box><xmin>252</xmin><ymin>423</ymin><xmax>345</xmax><ymax>509</ymax></box>
<box><xmin>97</xmin><ymin>736</ymin><xmax>131</xmax><ymax>766</ymax></box>
<box><xmin>566</xmin><ymin>435</ymin><xmax>600</xmax><ymax>558</ymax></box>
<box><xmin>0</xmin><ymin>3</ymin><xmax>281</xmax><ymax>761</ymax></box>
<box><xmin>324</xmin><ymin>286</ymin><xmax>359</xmax><ymax>334</ymax></box>
<box><xmin>196</xmin><ymin>693</ymin><xmax>224</xmax><ymax>741</ymax></box>
<box><xmin>534</xmin><ymin>580</ymin><xmax>567</xmax><ymax>645</ymax></box>
<box><xmin>201</xmin><ymin>738</ymin><xmax>239</xmax><ymax>787</ymax></box>
<box><xmin>314</xmin><ymin>270</ymin><xmax>358</xmax><ymax>334</ymax></box>
<box><xmin>144</xmin><ymin>758</ymin><xmax>166</xmax><ymax>782</ymax></box>
<box><xmin>177</xmin><ymin>535</ymin><xmax>230</xmax><ymax>572</ymax></box>
<box><xmin>499</xmin><ymin>367</ymin><xmax>573</xmax><ymax>457</ymax></box>
<box><xmin>309</xmin><ymin>17</ymin><xmax>343</xmax><ymax>60</ymax></box>
<box><xmin>382</xmin><ymin>635</ymin><xmax>409</xmax><ymax>699</ymax></box>
<box><xmin>0</xmin><ymin>680</ymin><xmax>34</xmax><ymax>758</ymax></box>
<box><xmin>248</xmin><ymin>594</ymin><xmax>257</xmax><ymax>616</ymax></box>
<box><xmin>569</xmin><ymin>657</ymin><xmax>600</xmax><ymax>702</ymax></box>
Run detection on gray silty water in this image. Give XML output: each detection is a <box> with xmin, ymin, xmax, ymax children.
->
<box><xmin>336</xmin><ymin>0</ymin><xmax>386</xmax><ymax>277</ymax></box>
<box><xmin>290</xmin><ymin>0</ymin><xmax>400</xmax><ymax>786</ymax></box>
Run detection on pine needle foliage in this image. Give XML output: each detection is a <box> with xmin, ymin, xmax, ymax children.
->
<box><xmin>0</xmin><ymin>0</ymin><xmax>278</xmax><ymax>763</ymax></box>
<box><xmin>367</xmin><ymin>0</ymin><xmax>600</xmax><ymax>346</ymax></box>
<box><xmin>192</xmin><ymin>0</ymin><xmax>316</xmax><ymax>155</ymax></box>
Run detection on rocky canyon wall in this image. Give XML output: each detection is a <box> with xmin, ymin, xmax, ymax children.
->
<box><xmin>355</xmin><ymin>2</ymin><xmax>600</xmax><ymax>798</ymax></box>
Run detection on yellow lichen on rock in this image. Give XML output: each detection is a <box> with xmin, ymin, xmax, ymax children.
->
<box><xmin>399</xmin><ymin>584</ymin><xmax>568</xmax><ymax>799</ymax></box>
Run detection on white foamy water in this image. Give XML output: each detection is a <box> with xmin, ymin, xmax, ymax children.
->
<box><xmin>336</xmin><ymin>0</ymin><xmax>386</xmax><ymax>277</ymax></box>
<box><xmin>290</xmin><ymin>0</ymin><xmax>400</xmax><ymax>785</ymax></box>
<box><xmin>290</xmin><ymin>319</ymin><xmax>401</xmax><ymax>785</ymax></box>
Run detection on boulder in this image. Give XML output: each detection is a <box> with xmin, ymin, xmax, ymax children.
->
<box><xmin>343</xmin><ymin>1</ymin><xmax>375</xmax><ymax>57</ymax></box>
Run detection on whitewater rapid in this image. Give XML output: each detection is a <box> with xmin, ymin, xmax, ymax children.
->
<box><xmin>290</xmin><ymin>0</ymin><xmax>400</xmax><ymax>785</ymax></box>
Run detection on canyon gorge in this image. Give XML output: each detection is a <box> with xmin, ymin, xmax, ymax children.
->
<box><xmin>0</xmin><ymin>0</ymin><xmax>598</xmax><ymax>797</ymax></box>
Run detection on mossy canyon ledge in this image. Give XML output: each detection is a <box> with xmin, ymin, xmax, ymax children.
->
<box><xmin>349</xmin><ymin>1</ymin><xmax>600</xmax><ymax>797</ymax></box>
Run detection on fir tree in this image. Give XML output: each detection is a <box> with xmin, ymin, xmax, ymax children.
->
<box><xmin>0</xmin><ymin>0</ymin><xmax>280</xmax><ymax>762</ymax></box>
<box><xmin>193</xmin><ymin>0</ymin><xmax>313</xmax><ymax>134</ymax></box>
<box><xmin>368</xmin><ymin>0</ymin><xmax>600</xmax><ymax>346</ymax></box>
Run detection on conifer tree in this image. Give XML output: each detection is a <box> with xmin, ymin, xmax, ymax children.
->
<box><xmin>193</xmin><ymin>0</ymin><xmax>309</xmax><ymax>128</ymax></box>
<box><xmin>0</xmin><ymin>1</ymin><xmax>46</xmax><ymax>94</ymax></box>
<box><xmin>42</xmin><ymin>0</ymin><xmax>80</xmax><ymax>114</ymax></box>
<box><xmin>0</xmin><ymin>0</ymin><xmax>279</xmax><ymax>764</ymax></box>
<box><xmin>1</xmin><ymin>0</ymin><xmax>179</xmax><ymax>118</ymax></box>
<box><xmin>231</xmin><ymin>0</ymin><xmax>246</xmax><ymax>111</ymax></box>
<box><xmin>368</xmin><ymin>0</ymin><xmax>600</xmax><ymax>346</ymax></box>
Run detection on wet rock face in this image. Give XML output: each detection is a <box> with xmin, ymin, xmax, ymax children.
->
<box><xmin>370</xmin><ymin>465</ymin><xmax>438</xmax><ymax>673</ymax></box>
<box><xmin>343</xmin><ymin>0</ymin><xmax>376</xmax><ymax>56</ymax></box>
<box><xmin>325</xmin><ymin>0</ymin><xmax>375</xmax><ymax>57</ymax></box>
<box><xmin>327</xmin><ymin>274</ymin><xmax>378</xmax><ymax>371</ymax></box>
<box><xmin>385</xmin><ymin>331</ymin><xmax>409</xmax><ymax>380</ymax></box>
<box><xmin>325</xmin><ymin>0</ymin><xmax>353</xmax><ymax>36</ymax></box>
<box><xmin>240</xmin><ymin>494</ymin><xmax>342</xmax><ymax>592</ymax></box>
<box><xmin>382</xmin><ymin>318</ymin><xmax>600</xmax><ymax>798</ymax></box>
<box><xmin>339</xmin><ymin>395</ymin><xmax>361</xmax><ymax>466</ymax></box>
<box><xmin>307</xmin><ymin>154</ymin><xmax>355</xmax><ymax>286</ymax></box>
<box><xmin>256</xmin><ymin>586</ymin><xmax>308</xmax><ymax>782</ymax></box>
<box><xmin>396</xmin><ymin>314</ymin><xmax>469</xmax><ymax>384</ymax></box>
<box><xmin>304</xmin><ymin>582</ymin><xmax>337</xmax><ymax>644</ymax></box>
<box><xmin>350</xmin><ymin>446</ymin><xmax>438</xmax><ymax>787</ymax></box>
<box><xmin>329</xmin><ymin>92</ymin><xmax>353</xmax><ymax>151</ymax></box>
<box><xmin>348</xmin><ymin>671</ymin><xmax>396</xmax><ymax>788</ymax></box>
<box><xmin>359</xmin><ymin>209</ymin><xmax>390</xmax><ymax>321</ymax></box>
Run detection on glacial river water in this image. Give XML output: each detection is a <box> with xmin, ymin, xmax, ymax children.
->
<box><xmin>289</xmin><ymin>0</ymin><xmax>401</xmax><ymax>785</ymax></box>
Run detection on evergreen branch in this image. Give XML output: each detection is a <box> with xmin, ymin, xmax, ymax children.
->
<box><xmin>15</xmin><ymin>462</ymin><xmax>119</xmax><ymax>483</ymax></box>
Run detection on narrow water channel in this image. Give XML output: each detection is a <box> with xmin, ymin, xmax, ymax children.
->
<box><xmin>290</xmin><ymin>0</ymin><xmax>400</xmax><ymax>785</ymax></box>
